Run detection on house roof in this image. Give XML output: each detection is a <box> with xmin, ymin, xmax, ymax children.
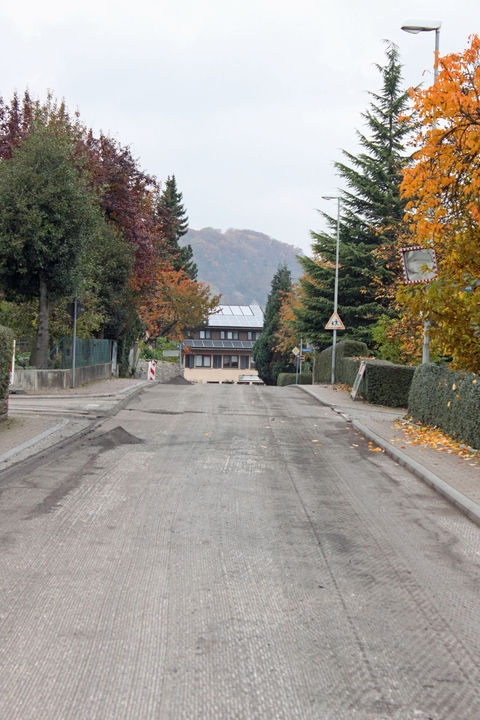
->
<box><xmin>207</xmin><ymin>304</ymin><xmax>264</xmax><ymax>329</ymax></box>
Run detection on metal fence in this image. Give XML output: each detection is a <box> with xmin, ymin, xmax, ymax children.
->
<box><xmin>56</xmin><ymin>337</ymin><xmax>113</xmax><ymax>369</ymax></box>
<box><xmin>14</xmin><ymin>336</ymin><xmax>114</xmax><ymax>369</ymax></box>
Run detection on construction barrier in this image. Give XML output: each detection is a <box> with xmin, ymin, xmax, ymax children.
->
<box><xmin>148</xmin><ymin>361</ymin><xmax>156</xmax><ymax>381</ymax></box>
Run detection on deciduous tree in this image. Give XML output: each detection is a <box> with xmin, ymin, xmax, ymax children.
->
<box><xmin>0</xmin><ymin>124</ymin><xmax>102</xmax><ymax>366</ymax></box>
<box><xmin>399</xmin><ymin>34</ymin><xmax>480</xmax><ymax>371</ymax></box>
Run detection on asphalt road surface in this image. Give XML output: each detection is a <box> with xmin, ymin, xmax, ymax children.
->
<box><xmin>1</xmin><ymin>383</ymin><xmax>480</xmax><ymax>719</ymax></box>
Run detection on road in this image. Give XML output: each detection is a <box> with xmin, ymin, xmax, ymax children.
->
<box><xmin>1</xmin><ymin>383</ymin><xmax>480</xmax><ymax>719</ymax></box>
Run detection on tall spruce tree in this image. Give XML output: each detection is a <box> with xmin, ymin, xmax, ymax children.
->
<box><xmin>157</xmin><ymin>175</ymin><xmax>197</xmax><ymax>280</ymax></box>
<box><xmin>253</xmin><ymin>265</ymin><xmax>294</xmax><ymax>385</ymax></box>
<box><xmin>296</xmin><ymin>43</ymin><xmax>412</xmax><ymax>350</ymax></box>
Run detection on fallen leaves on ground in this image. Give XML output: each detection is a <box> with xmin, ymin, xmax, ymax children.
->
<box><xmin>367</xmin><ymin>441</ymin><xmax>384</xmax><ymax>453</ymax></box>
<box><xmin>333</xmin><ymin>383</ymin><xmax>352</xmax><ymax>393</ymax></box>
<box><xmin>392</xmin><ymin>419</ymin><xmax>479</xmax><ymax>466</ymax></box>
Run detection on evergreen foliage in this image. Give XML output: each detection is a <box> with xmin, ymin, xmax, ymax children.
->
<box><xmin>253</xmin><ymin>265</ymin><xmax>294</xmax><ymax>385</ymax></box>
<box><xmin>0</xmin><ymin>325</ymin><xmax>13</xmax><ymax>418</ymax></box>
<box><xmin>315</xmin><ymin>339</ymin><xmax>370</xmax><ymax>383</ymax></box>
<box><xmin>158</xmin><ymin>175</ymin><xmax>197</xmax><ymax>279</ymax></box>
<box><xmin>408</xmin><ymin>364</ymin><xmax>480</xmax><ymax>449</ymax></box>
<box><xmin>277</xmin><ymin>372</ymin><xmax>312</xmax><ymax>386</ymax></box>
<box><xmin>296</xmin><ymin>43</ymin><xmax>412</xmax><ymax>350</ymax></box>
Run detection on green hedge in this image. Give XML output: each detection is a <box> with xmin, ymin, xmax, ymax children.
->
<box><xmin>342</xmin><ymin>357</ymin><xmax>415</xmax><ymax>407</ymax></box>
<box><xmin>315</xmin><ymin>339</ymin><xmax>414</xmax><ymax>407</ymax></box>
<box><xmin>315</xmin><ymin>340</ymin><xmax>370</xmax><ymax>383</ymax></box>
<box><xmin>277</xmin><ymin>372</ymin><xmax>312</xmax><ymax>386</ymax></box>
<box><xmin>0</xmin><ymin>325</ymin><xmax>13</xmax><ymax>419</ymax></box>
<box><xmin>408</xmin><ymin>364</ymin><xmax>480</xmax><ymax>449</ymax></box>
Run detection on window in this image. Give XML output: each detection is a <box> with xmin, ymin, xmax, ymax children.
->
<box><xmin>224</xmin><ymin>355</ymin><xmax>238</xmax><ymax>368</ymax></box>
<box><xmin>250</xmin><ymin>357</ymin><xmax>256</xmax><ymax>369</ymax></box>
<box><xmin>221</xmin><ymin>330</ymin><xmax>239</xmax><ymax>340</ymax></box>
<box><xmin>248</xmin><ymin>331</ymin><xmax>260</xmax><ymax>340</ymax></box>
<box><xmin>185</xmin><ymin>354</ymin><xmax>194</xmax><ymax>368</ymax></box>
<box><xmin>213</xmin><ymin>355</ymin><xmax>222</xmax><ymax>368</ymax></box>
<box><xmin>195</xmin><ymin>355</ymin><xmax>211</xmax><ymax>367</ymax></box>
<box><xmin>199</xmin><ymin>330</ymin><xmax>211</xmax><ymax>339</ymax></box>
<box><xmin>240</xmin><ymin>355</ymin><xmax>249</xmax><ymax>369</ymax></box>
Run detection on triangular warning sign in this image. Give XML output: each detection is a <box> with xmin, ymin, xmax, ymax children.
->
<box><xmin>325</xmin><ymin>312</ymin><xmax>345</xmax><ymax>330</ymax></box>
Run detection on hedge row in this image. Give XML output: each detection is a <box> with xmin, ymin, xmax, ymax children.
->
<box><xmin>315</xmin><ymin>340</ymin><xmax>415</xmax><ymax>407</ymax></box>
<box><xmin>277</xmin><ymin>372</ymin><xmax>312</xmax><ymax>386</ymax></box>
<box><xmin>343</xmin><ymin>357</ymin><xmax>415</xmax><ymax>407</ymax></box>
<box><xmin>0</xmin><ymin>325</ymin><xmax>13</xmax><ymax>420</ymax></box>
<box><xmin>408</xmin><ymin>364</ymin><xmax>480</xmax><ymax>449</ymax></box>
<box><xmin>314</xmin><ymin>340</ymin><xmax>370</xmax><ymax>383</ymax></box>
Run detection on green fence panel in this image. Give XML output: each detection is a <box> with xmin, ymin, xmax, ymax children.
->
<box><xmin>58</xmin><ymin>337</ymin><xmax>112</xmax><ymax>369</ymax></box>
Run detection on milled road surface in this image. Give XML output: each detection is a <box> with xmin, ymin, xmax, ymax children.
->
<box><xmin>1</xmin><ymin>384</ymin><xmax>480</xmax><ymax>719</ymax></box>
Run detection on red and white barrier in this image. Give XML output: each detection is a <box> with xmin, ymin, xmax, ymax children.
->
<box><xmin>148</xmin><ymin>361</ymin><xmax>156</xmax><ymax>381</ymax></box>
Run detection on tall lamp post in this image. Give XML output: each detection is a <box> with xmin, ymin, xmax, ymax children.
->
<box><xmin>401</xmin><ymin>19</ymin><xmax>441</xmax><ymax>363</ymax></box>
<box><xmin>322</xmin><ymin>195</ymin><xmax>341</xmax><ymax>384</ymax></box>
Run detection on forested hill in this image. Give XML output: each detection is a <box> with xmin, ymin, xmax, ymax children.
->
<box><xmin>182</xmin><ymin>228</ymin><xmax>303</xmax><ymax>307</ymax></box>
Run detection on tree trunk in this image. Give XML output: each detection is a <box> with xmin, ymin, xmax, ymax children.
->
<box><xmin>30</xmin><ymin>277</ymin><xmax>49</xmax><ymax>367</ymax></box>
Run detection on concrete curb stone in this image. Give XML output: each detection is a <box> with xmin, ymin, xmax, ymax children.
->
<box><xmin>297</xmin><ymin>384</ymin><xmax>480</xmax><ymax>527</ymax></box>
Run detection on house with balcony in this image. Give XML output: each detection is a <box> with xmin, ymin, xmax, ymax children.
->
<box><xmin>183</xmin><ymin>305</ymin><xmax>264</xmax><ymax>384</ymax></box>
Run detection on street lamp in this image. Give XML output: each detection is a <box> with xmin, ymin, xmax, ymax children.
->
<box><xmin>401</xmin><ymin>19</ymin><xmax>441</xmax><ymax>363</ymax></box>
<box><xmin>322</xmin><ymin>195</ymin><xmax>341</xmax><ymax>384</ymax></box>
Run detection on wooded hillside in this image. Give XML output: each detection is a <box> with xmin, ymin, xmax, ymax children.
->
<box><xmin>182</xmin><ymin>228</ymin><xmax>302</xmax><ymax>307</ymax></box>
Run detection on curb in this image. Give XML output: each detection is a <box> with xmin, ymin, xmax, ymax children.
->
<box><xmin>8</xmin><ymin>381</ymin><xmax>149</xmax><ymax>401</ymax></box>
<box><xmin>0</xmin><ymin>419</ymin><xmax>70</xmax><ymax>462</ymax></box>
<box><xmin>0</xmin><ymin>379</ymin><xmax>152</xmax><ymax>479</ymax></box>
<box><xmin>297</xmin><ymin>384</ymin><xmax>480</xmax><ymax>528</ymax></box>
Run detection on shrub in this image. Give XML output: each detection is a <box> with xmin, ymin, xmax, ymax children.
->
<box><xmin>0</xmin><ymin>325</ymin><xmax>14</xmax><ymax>419</ymax></box>
<box><xmin>277</xmin><ymin>372</ymin><xmax>312</xmax><ymax>386</ymax></box>
<box><xmin>408</xmin><ymin>364</ymin><xmax>480</xmax><ymax>449</ymax></box>
<box><xmin>140</xmin><ymin>338</ymin><xmax>178</xmax><ymax>363</ymax></box>
<box><xmin>315</xmin><ymin>339</ymin><xmax>370</xmax><ymax>383</ymax></box>
<box><xmin>363</xmin><ymin>360</ymin><xmax>415</xmax><ymax>407</ymax></box>
<box><xmin>342</xmin><ymin>356</ymin><xmax>415</xmax><ymax>407</ymax></box>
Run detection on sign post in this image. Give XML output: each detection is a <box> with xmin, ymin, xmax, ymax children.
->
<box><xmin>400</xmin><ymin>245</ymin><xmax>438</xmax><ymax>363</ymax></box>
<box><xmin>325</xmin><ymin>312</ymin><xmax>345</xmax><ymax>384</ymax></box>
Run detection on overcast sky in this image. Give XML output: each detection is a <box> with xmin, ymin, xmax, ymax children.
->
<box><xmin>1</xmin><ymin>0</ymin><xmax>478</xmax><ymax>253</ymax></box>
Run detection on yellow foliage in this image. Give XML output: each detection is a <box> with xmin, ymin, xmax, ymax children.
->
<box><xmin>398</xmin><ymin>34</ymin><xmax>480</xmax><ymax>372</ymax></box>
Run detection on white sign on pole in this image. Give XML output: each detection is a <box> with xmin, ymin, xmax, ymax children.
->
<box><xmin>292</xmin><ymin>346</ymin><xmax>300</xmax><ymax>356</ymax></box>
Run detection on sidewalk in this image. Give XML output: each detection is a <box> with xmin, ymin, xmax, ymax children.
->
<box><xmin>297</xmin><ymin>383</ymin><xmax>480</xmax><ymax>526</ymax></box>
<box><xmin>0</xmin><ymin>377</ymin><xmax>149</xmax><ymax>470</ymax></box>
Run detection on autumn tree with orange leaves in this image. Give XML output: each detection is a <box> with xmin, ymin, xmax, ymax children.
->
<box><xmin>136</xmin><ymin>262</ymin><xmax>219</xmax><ymax>341</ymax></box>
<box><xmin>399</xmin><ymin>34</ymin><xmax>480</xmax><ymax>372</ymax></box>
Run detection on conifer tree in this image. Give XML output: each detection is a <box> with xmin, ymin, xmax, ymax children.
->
<box><xmin>296</xmin><ymin>43</ymin><xmax>412</xmax><ymax>350</ymax></box>
<box><xmin>253</xmin><ymin>265</ymin><xmax>294</xmax><ymax>384</ymax></box>
<box><xmin>157</xmin><ymin>175</ymin><xmax>197</xmax><ymax>279</ymax></box>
